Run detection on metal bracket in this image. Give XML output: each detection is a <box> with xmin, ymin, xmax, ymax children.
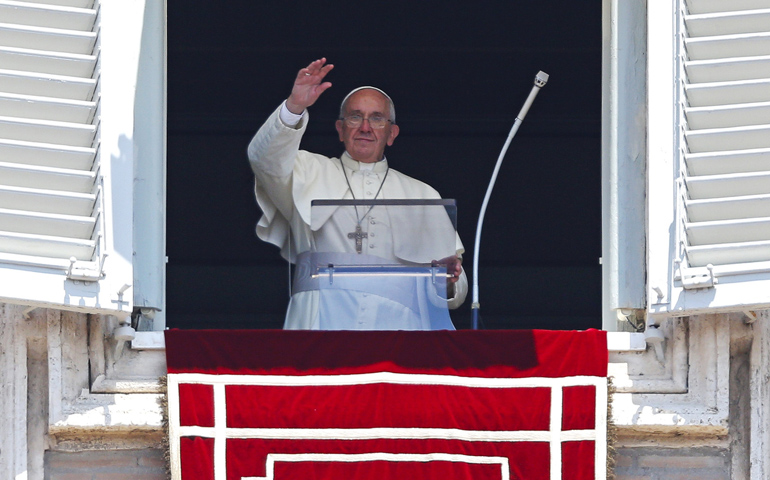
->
<box><xmin>430</xmin><ymin>261</ymin><xmax>439</xmax><ymax>286</ymax></box>
<box><xmin>679</xmin><ymin>263</ymin><xmax>716</xmax><ymax>290</ymax></box>
<box><xmin>651</xmin><ymin>286</ymin><xmax>666</xmax><ymax>304</ymax></box>
<box><xmin>66</xmin><ymin>254</ymin><xmax>108</xmax><ymax>282</ymax></box>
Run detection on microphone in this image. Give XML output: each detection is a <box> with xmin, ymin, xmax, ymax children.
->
<box><xmin>471</xmin><ymin>71</ymin><xmax>549</xmax><ymax>330</ymax></box>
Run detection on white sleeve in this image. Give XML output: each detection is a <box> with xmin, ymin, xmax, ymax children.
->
<box><xmin>279</xmin><ymin>100</ymin><xmax>304</xmax><ymax>127</ymax></box>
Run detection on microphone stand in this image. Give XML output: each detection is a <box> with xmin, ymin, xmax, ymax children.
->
<box><xmin>471</xmin><ymin>71</ymin><xmax>549</xmax><ymax>330</ymax></box>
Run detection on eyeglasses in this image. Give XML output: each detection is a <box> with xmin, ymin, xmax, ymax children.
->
<box><xmin>340</xmin><ymin>114</ymin><xmax>392</xmax><ymax>129</ymax></box>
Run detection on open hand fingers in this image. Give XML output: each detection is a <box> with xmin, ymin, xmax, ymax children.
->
<box><xmin>297</xmin><ymin>58</ymin><xmax>334</xmax><ymax>83</ymax></box>
<box><xmin>287</xmin><ymin>58</ymin><xmax>334</xmax><ymax>112</ymax></box>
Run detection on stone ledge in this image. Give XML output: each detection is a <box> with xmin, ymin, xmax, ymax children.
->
<box><xmin>131</xmin><ymin>331</ymin><xmax>652</xmax><ymax>353</ymax></box>
<box><xmin>91</xmin><ymin>374</ymin><xmax>165</xmax><ymax>394</ymax></box>
<box><xmin>48</xmin><ymin>429</ymin><xmax>166</xmax><ymax>451</ymax></box>
<box><xmin>131</xmin><ymin>331</ymin><xmax>166</xmax><ymax>350</ymax></box>
<box><xmin>52</xmin><ymin>392</ymin><xmax>164</xmax><ymax>430</ymax></box>
<box><xmin>607</xmin><ymin>332</ymin><xmax>646</xmax><ymax>352</ymax></box>
<box><xmin>49</xmin><ymin>390</ymin><xmax>166</xmax><ymax>450</ymax></box>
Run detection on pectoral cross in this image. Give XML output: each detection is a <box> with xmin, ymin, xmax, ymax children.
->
<box><xmin>347</xmin><ymin>224</ymin><xmax>368</xmax><ymax>254</ymax></box>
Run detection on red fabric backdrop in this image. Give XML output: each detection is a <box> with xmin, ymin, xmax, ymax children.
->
<box><xmin>165</xmin><ymin>329</ymin><xmax>608</xmax><ymax>480</ymax></box>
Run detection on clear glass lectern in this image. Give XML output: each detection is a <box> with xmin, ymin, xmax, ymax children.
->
<box><xmin>298</xmin><ymin>199</ymin><xmax>458</xmax><ymax>330</ymax></box>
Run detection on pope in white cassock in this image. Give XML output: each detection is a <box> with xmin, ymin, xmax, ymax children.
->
<box><xmin>247</xmin><ymin>58</ymin><xmax>468</xmax><ymax>330</ymax></box>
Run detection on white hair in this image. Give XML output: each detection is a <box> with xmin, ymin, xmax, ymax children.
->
<box><xmin>339</xmin><ymin>86</ymin><xmax>396</xmax><ymax>123</ymax></box>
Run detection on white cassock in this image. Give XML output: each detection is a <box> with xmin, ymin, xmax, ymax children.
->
<box><xmin>247</xmin><ymin>104</ymin><xmax>468</xmax><ymax>330</ymax></box>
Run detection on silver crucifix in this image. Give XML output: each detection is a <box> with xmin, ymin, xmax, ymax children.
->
<box><xmin>347</xmin><ymin>224</ymin><xmax>368</xmax><ymax>254</ymax></box>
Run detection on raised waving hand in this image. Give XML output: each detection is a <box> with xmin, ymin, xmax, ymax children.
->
<box><xmin>285</xmin><ymin>58</ymin><xmax>334</xmax><ymax>114</ymax></box>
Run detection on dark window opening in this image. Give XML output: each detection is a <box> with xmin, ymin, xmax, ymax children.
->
<box><xmin>166</xmin><ymin>1</ymin><xmax>602</xmax><ymax>330</ymax></box>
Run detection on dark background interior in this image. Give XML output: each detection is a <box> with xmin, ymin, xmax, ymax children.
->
<box><xmin>165</xmin><ymin>1</ymin><xmax>603</xmax><ymax>330</ymax></box>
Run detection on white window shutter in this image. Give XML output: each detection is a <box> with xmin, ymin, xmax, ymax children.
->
<box><xmin>0</xmin><ymin>0</ymin><xmax>141</xmax><ymax>318</ymax></box>
<box><xmin>649</xmin><ymin>0</ymin><xmax>770</xmax><ymax>319</ymax></box>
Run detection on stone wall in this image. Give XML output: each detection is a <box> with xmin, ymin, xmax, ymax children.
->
<box><xmin>45</xmin><ymin>449</ymin><xmax>167</xmax><ymax>480</ymax></box>
<box><xmin>0</xmin><ymin>303</ymin><xmax>166</xmax><ymax>479</ymax></box>
<box><xmin>613</xmin><ymin>447</ymin><xmax>730</xmax><ymax>480</ymax></box>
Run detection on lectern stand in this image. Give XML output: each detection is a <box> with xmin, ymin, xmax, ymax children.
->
<box><xmin>292</xmin><ymin>199</ymin><xmax>459</xmax><ymax>330</ymax></box>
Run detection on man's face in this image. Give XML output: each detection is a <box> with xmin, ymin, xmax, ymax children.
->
<box><xmin>335</xmin><ymin>89</ymin><xmax>400</xmax><ymax>164</ymax></box>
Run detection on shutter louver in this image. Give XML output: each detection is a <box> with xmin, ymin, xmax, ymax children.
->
<box><xmin>0</xmin><ymin>0</ymin><xmax>99</xmax><ymax>271</ymax></box>
<box><xmin>680</xmin><ymin>0</ymin><xmax>770</xmax><ymax>273</ymax></box>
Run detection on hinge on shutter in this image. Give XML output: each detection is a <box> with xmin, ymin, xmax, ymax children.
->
<box><xmin>67</xmin><ymin>254</ymin><xmax>108</xmax><ymax>282</ymax></box>
<box><xmin>676</xmin><ymin>262</ymin><xmax>716</xmax><ymax>290</ymax></box>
